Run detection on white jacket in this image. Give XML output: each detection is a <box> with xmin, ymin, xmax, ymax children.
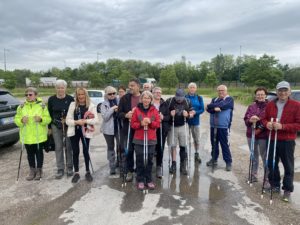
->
<box><xmin>66</xmin><ymin>102</ymin><xmax>99</xmax><ymax>138</ymax></box>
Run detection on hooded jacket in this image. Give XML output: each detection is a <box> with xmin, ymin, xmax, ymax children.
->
<box><xmin>131</xmin><ymin>103</ymin><xmax>160</xmax><ymax>145</ymax></box>
<box><xmin>14</xmin><ymin>97</ymin><xmax>51</xmax><ymax>144</ymax></box>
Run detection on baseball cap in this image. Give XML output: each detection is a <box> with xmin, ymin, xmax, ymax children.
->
<box><xmin>276</xmin><ymin>81</ymin><xmax>290</xmax><ymax>90</ymax></box>
<box><xmin>175</xmin><ymin>88</ymin><xmax>185</xmax><ymax>101</ymax></box>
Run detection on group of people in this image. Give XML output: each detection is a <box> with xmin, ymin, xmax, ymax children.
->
<box><xmin>14</xmin><ymin>78</ymin><xmax>300</xmax><ymax>202</ymax></box>
<box><xmin>243</xmin><ymin>81</ymin><xmax>300</xmax><ymax>202</ymax></box>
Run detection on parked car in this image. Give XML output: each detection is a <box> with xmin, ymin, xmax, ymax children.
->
<box><xmin>0</xmin><ymin>90</ymin><xmax>20</xmax><ymax>147</ymax></box>
<box><xmin>87</xmin><ymin>90</ymin><xmax>105</xmax><ymax>113</ymax></box>
<box><xmin>267</xmin><ymin>90</ymin><xmax>300</xmax><ymax>102</ymax></box>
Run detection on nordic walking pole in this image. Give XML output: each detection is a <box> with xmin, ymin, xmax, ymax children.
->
<box><xmin>270</xmin><ymin>118</ymin><xmax>279</xmax><ymax>205</ymax></box>
<box><xmin>61</xmin><ymin>110</ymin><xmax>67</xmax><ymax>170</ymax></box>
<box><xmin>184</xmin><ymin>117</ymin><xmax>190</xmax><ymax>178</ymax></box>
<box><xmin>160</xmin><ymin>117</ymin><xmax>163</xmax><ymax>178</ymax></box>
<box><xmin>17</xmin><ymin>125</ymin><xmax>26</xmax><ymax>182</ymax></box>
<box><xmin>122</xmin><ymin>122</ymin><xmax>131</xmax><ymax>187</ymax></box>
<box><xmin>261</xmin><ymin>118</ymin><xmax>273</xmax><ymax>199</ymax></box>
<box><xmin>169</xmin><ymin>115</ymin><xmax>175</xmax><ymax>175</ymax></box>
<box><xmin>143</xmin><ymin>125</ymin><xmax>148</xmax><ymax>194</ymax></box>
<box><xmin>248</xmin><ymin>122</ymin><xmax>256</xmax><ymax>186</ymax></box>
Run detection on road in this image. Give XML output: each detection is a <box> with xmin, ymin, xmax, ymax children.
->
<box><xmin>0</xmin><ymin>97</ymin><xmax>299</xmax><ymax>225</ymax></box>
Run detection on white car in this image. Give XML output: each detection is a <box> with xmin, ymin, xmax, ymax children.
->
<box><xmin>87</xmin><ymin>90</ymin><xmax>105</xmax><ymax>113</ymax></box>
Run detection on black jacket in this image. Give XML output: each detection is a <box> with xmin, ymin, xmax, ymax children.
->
<box><xmin>166</xmin><ymin>97</ymin><xmax>192</xmax><ymax>127</ymax></box>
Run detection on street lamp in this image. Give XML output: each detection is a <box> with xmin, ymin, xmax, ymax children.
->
<box><xmin>97</xmin><ymin>52</ymin><xmax>101</xmax><ymax>62</ymax></box>
<box><xmin>3</xmin><ymin>48</ymin><xmax>9</xmax><ymax>71</ymax></box>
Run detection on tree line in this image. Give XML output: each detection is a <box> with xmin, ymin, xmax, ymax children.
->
<box><xmin>0</xmin><ymin>54</ymin><xmax>299</xmax><ymax>90</ymax></box>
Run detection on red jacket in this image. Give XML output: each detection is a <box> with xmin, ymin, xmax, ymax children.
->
<box><xmin>131</xmin><ymin>103</ymin><xmax>160</xmax><ymax>145</ymax></box>
<box><xmin>262</xmin><ymin>98</ymin><xmax>300</xmax><ymax>141</ymax></box>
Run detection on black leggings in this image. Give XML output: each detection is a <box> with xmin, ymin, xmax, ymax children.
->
<box><xmin>70</xmin><ymin>129</ymin><xmax>91</xmax><ymax>173</ymax></box>
<box><xmin>25</xmin><ymin>143</ymin><xmax>44</xmax><ymax>168</ymax></box>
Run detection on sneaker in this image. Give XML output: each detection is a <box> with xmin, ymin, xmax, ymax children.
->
<box><xmin>263</xmin><ymin>181</ymin><xmax>271</xmax><ymax>190</ymax></box>
<box><xmin>71</xmin><ymin>173</ymin><xmax>80</xmax><ymax>183</ymax></box>
<box><xmin>169</xmin><ymin>162</ymin><xmax>176</xmax><ymax>174</ymax></box>
<box><xmin>194</xmin><ymin>152</ymin><xmax>202</xmax><ymax>164</ymax></box>
<box><xmin>156</xmin><ymin>166</ymin><xmax>162</xmax><ymax>179</ymax></box>
<box><xmin>34</xmin><ymin>168</ymin><xmax>43</xmax><ymax>180</ymax></box>
<box><xmin>282</xmin><ymin>191</ymin><xmax>291</xmax><ymax>202</ymax></box>
<box><xmin>147</xmin><ymin>182</ymin><xmax>156</xmax><ymax>190</ymax></box>
<box><xmin>206</xmin><ymin>159</ymin><xmax>218</xmax><ymax>167</ymax></box>
<box><xmin>126</xmin><ymin>172</ymin><xmax>133</xmax><ymax>182</ymax></box>
<box><xmin>55</xmin><ymin>169</ymin><xmax>64</xmax><ymax>179</ymax></box>
<box><xmin>137</xmin><ymin>182</ymin><xmax>145</xmax><ymax>191</ymax></box>
<box><xmin>26</xmin><ymin>167</ymin><xmax>36</xmax><ymax>181</ymax></box>
<box><xmin>67</xmin><ymin>168</ymin><xmax>74</xmax><ymax>177</ymax></box>
<box><xmin>85</xmin><ymin>171</ymin><xmax>93</xmax><ymax>182</ymax></box>
<box><xmin>225</xmin><ymin>163</ymin><xmax>232</xmax><ymax>171</ymax></box>
<box><xmin>272</xmin><ymin>186</ymin><xmax>280</xmax><ymax>193</ymax></box>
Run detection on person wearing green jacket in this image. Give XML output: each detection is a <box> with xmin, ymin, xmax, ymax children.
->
<box><xmin>14</xmin><ymin>87</ymin><xmax>51</xmax><ymax>181</ymax></box>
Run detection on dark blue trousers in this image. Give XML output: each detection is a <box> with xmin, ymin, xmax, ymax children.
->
<box><xmin>210</xmin><ymin>127</ymin><xmax>232</xmax><ymax>164</ymax></box>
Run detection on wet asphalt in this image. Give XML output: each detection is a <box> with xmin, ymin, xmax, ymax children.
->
<box><xmin>0</xmin><ymin>97</ymin><xmax>299</xmax><ymax>225</ymax></box>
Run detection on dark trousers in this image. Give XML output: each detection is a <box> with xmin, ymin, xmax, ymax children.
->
<box><xmin>135</xmin><ymin>144</ymin><xmax>155</xmax><ymax>183</ymax></box>
<box><xmin>103</xmin><ymin>134</ymin><xmax>116</xmax><ymax>169</ymax></box>
<box><xmin>70</xmin><ymin>129</ymin><xmax>90</xmax><ymax>172</ymax></box>
<box><xmin>210</xmin><ymin>127</ymin><xmax>232</xmax><ymax>164</ymax></box>
<box><xmin>120</xmin><ymin>127</ymin><xmax>135</xmax><ymax>173</ymax></box>
<box><xmin>268</xmin><ymin>140</ymin><xmax>295</xmax><ymax>192</ymax></box>
<box><xmin>155</xmin><ymin>128</ymin><xmax>167</xmax><ymax>167</ymax></box>
<box><xmin>25</xmin><ymin>143</ymin><xmax>44</xmax><ymax>168</ymax></box>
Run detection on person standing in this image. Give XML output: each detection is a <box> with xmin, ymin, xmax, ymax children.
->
<box><xmin>152</xmin><ymin>87</ymin><xmax>170</xmax><ymax>178</ymax></box>
<box><xmin>262</xmin><ymin>81</ymin><xmax>300</xmax><ymax>202</ymax></box>
<box><xmin>206</xmin><ymin>85</ymin><xmax>234</xmax><ymax>171</ymax></box>
<box><xmin>101</xmin><ymin>86</ymin><xmax>119</xmax><ymax>175</ymax></box>
<box><xmin>14</xmin><ymin>87</ymin><xmax>51</xmax><ymax>180</ymax></box>
<box><xmin>143</xmin><ymin>83</ymin><xmax>152</xmax><ymax>92</ymax></box>
<box><xmin>118</xmin><ymin>85</ymin><xmax>126</xmax><ymax>99</ymax></box>
<box><xmin>243</xmin><ymin>87</ymin><xmax>268</xmax><ymax>182</ymax></box>
<box><xmin>118</xmin><ymin>78</ymin><xmax>141</xmax><ymax>182</ymax></box>
<box><xmin>66</xmin><ymin>87</ymin><xmax>99</xmax><ymax>183</ymax></box>
<box><xmin>167</xmin><ymin>88</ymin><xmax>193</xmax><ymax>175</ymax></box>
<box><xmin>131</xmin><ymin>91</ymin><xmax>160</xmax><ymax>190</ymax></box>
<box><xmin>48</xmin><ymin>79</ymin><xmax>74</xmax><ymax>179</ymax></box>
<box><xmin>185</xmin><ymin>82</ymin><xmax>205</xmax><ymax>163</ymax></box>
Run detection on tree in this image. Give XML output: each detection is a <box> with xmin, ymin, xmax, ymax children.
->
<box><xmin>159</xmin><ymin>66</ymin><xmax>179</xmax><ymax>89</ymax></box>
<box><xmin>3</xmin><ymin>71</ymin><xmax>16</xmax><ymax>90</ymax></box>
<box><xmin>241</xmin><ymin>54</ymin><xmax>283</xmax><ymax>88</ymax></box>
<box><xmin>204</xmin><ymin>70</ymin><xmax>217</xmax><ymax>88</ymax></box>
<box><xmin>118</xmin><ymin>70</ymin><xmax>134</xmax><ymax>85</ymax></box>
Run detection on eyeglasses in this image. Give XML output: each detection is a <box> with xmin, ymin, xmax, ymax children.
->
<box><xmin>107</xmin><ymin>92</ymin><xmax>116</xmax><ymax>96</ymax></box>
<box><xmin>25</xmin><ymin>93</ymin><xmax>33</xmax><ymax>97</ymax></box>
<box><xmin>154</xmin><ymin>92</ymin><xmax>161</xmax><ymax>94</ymax></box>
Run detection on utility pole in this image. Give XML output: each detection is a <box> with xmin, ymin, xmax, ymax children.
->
<box><xmin>238</xmin><ymin>45</ymin><xmax>242</xmax><ymax>82</ymax></box>
<box><xmin>97</xmin><ymin>52</ymin><xmax>101</xmax><ymax>62</ymax></box>
<box><xmin>3</xmin><ymin>48</ymin><xmax>8</xmax><ymax>71</ymax></box>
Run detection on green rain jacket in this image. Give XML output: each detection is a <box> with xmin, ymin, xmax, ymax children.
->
<box><xmin>14</xmin><ymin>97</ymin><xmax>51</xmax><ymax>144</ymax></box>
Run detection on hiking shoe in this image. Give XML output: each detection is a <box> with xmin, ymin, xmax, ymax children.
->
<box><xmin>194</xmin><ymin>152</ymin><xmax>202</xmax><ymax>164</ymax></box>
<box><xmin>156</xmin><ymin>166</ymin><xmax>162</xmax><ymax>179</ymax></box>
<box><xmin>55</xmin><ymin>169</ymin><xmax>64</xmax><ymax>179</ymax></box>
<box><xmin>147</xmin><ymin>182</ymin><xmax>156</xmax><ymax>190</ymax></box>
<box><xmin>26</xmin><ymin>167</ymin><xmax>36</xmax><ymax>181</ymax></box>
<box><xmin>126</xmin><ymin>172</ymin><xmax>133</xmax><ymax>182</ymax></box>
<box><xmin>263</xmin><ymin>181</ymin><xmax>271</xmax><ymax>190</ymax></box>
<box><xmin>137</xmin><ymin>182</ymin><xmax>145</xmax><ymax>191</ymax></box>
<box><xmin>34</xmin><ymin>168</ymin><xmax>42</xmax><ymax>180</ymax></box>
<box><xmin>225</xmin><ymin>163</ymin><xmax>232</xmax><ymax>171</ymax></box>
<box><xmin>85</xmin><ymin>172</ymin><xmax>93</xmax><ymax>182</ymax></box>
<box><xmin>282</xmin><ymin>191</ymin><xmax>291</xmax><ymax>202</ymax></box>
<box><xmin>206</xmin><ymin>159</ymin><xmax>217</xmax><ymax>167</ymax></box>
<box><xmin>67</xmin><ymin>168</ymin><xmax>74</xmax><ymax>177</ymax></box>
<box><xmin>272</xmin><ymin>186</ymin><xmax>281</xmax><ymax>193</ymax></box>
<box><xmin>180</xmin><ymin>161</ymin><xmax>188</xmax><ymax>175</ymax></box>
<box><xmin>71</xmin><ymin>173</ymin><xmax>80</xmax><ymax>183</ymax></box>
<box><xmin>169</xmin><ymin>162</ymin><xmax>176</xmax><ymax>174</ymax></box>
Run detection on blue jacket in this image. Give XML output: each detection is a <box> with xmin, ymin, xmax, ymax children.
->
<box><xmin>206</xmin><ymin>95</ymin><xmax>234</xmax><ymax>129</ymax></box>
<box><xmin>185</xmin><ymin>94</ymin><xmax>204</xmax><ymax>126</ymax></box>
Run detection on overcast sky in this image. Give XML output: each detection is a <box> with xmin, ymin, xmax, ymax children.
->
<box><xmin>1</xmin><ymin>0</ymin><xmax>300</xmax><ymax>71</ymax></box>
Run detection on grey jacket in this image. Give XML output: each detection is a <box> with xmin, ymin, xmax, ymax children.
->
<box><xmin>100</xmin><ymin>100</ymin><xmax>116</xmax><ymax>135</ymax></box>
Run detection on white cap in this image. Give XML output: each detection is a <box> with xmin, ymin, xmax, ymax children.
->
<box><xmin>276</xmin><ymin>81</ymin><xmax>290</xmax><ymax>90</ymax></box>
